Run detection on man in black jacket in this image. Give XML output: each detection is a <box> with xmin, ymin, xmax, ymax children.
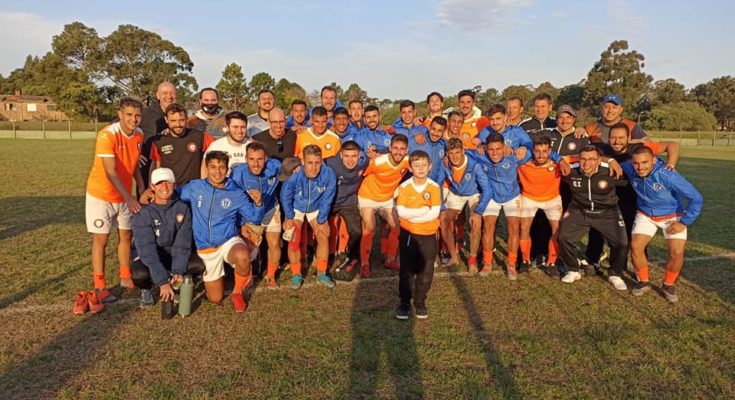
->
<box><xmin>131</xmin><ymin>168</ymin><xmax>203</xmax><ymax>307</ymax></box>
<box><xmin>139</xmin><ymin>82</ymin><xmax>177</xmax><ymax>191</ymax></box>
<box><xmin>558</xmin><ymin>146</ymin><xmax>628</xmax><ymax>290</ymax></box>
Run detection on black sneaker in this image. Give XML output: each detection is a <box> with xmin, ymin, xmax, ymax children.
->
<box><xmin>518</xmin><ymin>261</ymin><xmax>531</xmax><ymax>274</ymax></box>
<box><xmin>395</xmin><ymin>304</ymin><xmax>410</xmax><ymax>320</ymax></box>
<box><xmin>661</xmin><ymin>284</ymin><xmax>679</xmax><ymax>303</ymax></box>
<box><xmin>580</xmin><ymin>260</ymin><xmax>596</xmax><ymax>277</ymax></box>
<box><xmin>631</xmin><ymin>282</ymin><xmax>652</xmax><ymax>296</ymax></box>
<box><xmin>541</xmin><ymin>263</ymin><xmax>561</xmax><ymax>277</ymax></box>
<box><xmin>536</xmin><ymin>255</ymin><xmax>547</xmax><ymax>269</ymax></box>
<box><xmin>333</xmin><ymin>258</ymin><xmax>358</xmax><ymax>282</ymax></box>
<box><xmin>415</xmin><ymin>305</ymin><xmax>428</xmax><ymax>319</ymax></box>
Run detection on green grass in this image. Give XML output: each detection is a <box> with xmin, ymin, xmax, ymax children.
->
<box><xmin>0</xmin><ymin>140</ymin><xmax>734</xmax><ymax>399</ymax></box>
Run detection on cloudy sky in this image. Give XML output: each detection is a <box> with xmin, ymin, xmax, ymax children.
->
<box><xmin>0</xmin><ymin>0</ymin><xmax>732</xmax><ymax>99</ymax></box>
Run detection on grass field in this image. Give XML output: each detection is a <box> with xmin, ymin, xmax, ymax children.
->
<box><xmin>0</xmin><ymin>139</ymin><xmax>733</xmax><ymax>400</ymax></box>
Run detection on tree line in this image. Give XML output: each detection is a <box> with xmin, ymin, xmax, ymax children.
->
<box><xmin>1</xmin><ymin>22</ymin><xmax>733</xmax><ymax>131</ymax></box>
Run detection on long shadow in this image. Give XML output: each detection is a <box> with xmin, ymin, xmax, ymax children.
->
<box><xmin>0</xmin><ymin>196</ymin><xmax>83</xmax><ymax>240</ymax></box>
<box><xmin>0</xmin><ymin>302</ymin><xmax>136</xmax><ymax>399</ymax></box>
<box><xmin>348</xmin><ymin>277</ymin><xmax>425</xmax><ymax>399</ymax></box>
<box><xmin>0</xmin><ymin>263</ymin><xmax>85</xmax><ymax>310</ymax></box>
<box><xmin>449</xmin><ymin>275</ymin><xmax>521</xmax><ymax>399</ymax></box>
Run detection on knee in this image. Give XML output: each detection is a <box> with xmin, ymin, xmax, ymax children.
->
<box><xmin>669</xmin><ymin>246</ymin><xmax>685</xmax><ymax>260</ymax></box>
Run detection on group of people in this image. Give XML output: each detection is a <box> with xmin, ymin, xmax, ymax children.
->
<box><xmin>72</xmin><ymin>82</ymin><xmax>704</xmax><ymax>320</ymax></box>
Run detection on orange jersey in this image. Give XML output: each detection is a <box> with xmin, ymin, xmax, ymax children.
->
<box><xmin>294</xmin><ymin>128</ymin><xmax>341</xmax><ymax>159</ymax></box>
<box><xmin>358</xmin><ymin>153</ymin><xmax>409</xmax><ymax>202</ymax></box>
<box><xmin>460</xmin><ymin>116</ymin><xmax>490</xmax><ymax>150</ymax></box>
<box><xmin>396</xmin><ymin>177</ymin><xmax>442</xmax><ymax>235</ymax></box>
<box><xmin>451</xmin><ymin>158</ymin><xmax>468</xmax><ymax>184</ymax></box>
<box><xmin>518</xmin><ymin>161</ymin><xmax>561</xmax><ymax>201</ymax></box>
<box><xmin>86</xmin><ymin>122</ymin><xmax>143</xmax><ymax>202</ymax></box>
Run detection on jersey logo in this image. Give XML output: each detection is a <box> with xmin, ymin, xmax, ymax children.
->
<box><xmin>268</xmin><ymin>177</ymin><xmax>277</xmax><ymax>185</ymax></box>
<box><xmin>567</xmin><ymin>142</ymin><xmax>577</xmax><ymax>151</ymax></box>
<box><xmin>317</xmin><ymin>186</ymin><xmax>326</xmax><ymax>193</ymax></box>
<box><xmin>423</xmin><ymin>192</ymin><xmax>431</xmax><ymax>201</ymax></box>
<box><xmin>439</xmin><ymin>149</ymin><xmax>445</xmax><ymax>158</ymax></box>
<box><xmin>505</xmin><ymin>139</ymin><xmax>512</xmax><ymax>146</ymax></box>
<box><xmin>221</xmin><ymin>198</ymin><xmax>231</xmax><ymax>209</ymax></box>
<box><xmin>502</xmin><ymin>163</ymin><xmax>510</xmax><ymax>169</ymax></box>
<box><xmin>93</xmin><ymin>219</ymin><xmax>104</xmax><ymax>228</ymax></box>
<box><xmin>383</xmin><ymin>138</ymin><xmax>390</xmax><ymax>146</ymax></box>
<box><xmin>325</xmin><ymin>143</ymin><xmax>333</xmax><ymax>150</ymax></box>
<box><xmin>598</xmin><ymin>180</ymin><xmax>609</xmax><ymax>190</ymax></box>
<box><xmin>161</xmin><ymin>144</ymin><xmax>174</xmax><ymax>154</ymax></box>
<box><xmin>176</xmin><ymin>213</ymin><xmax>184</xmax><ymax>223</ymax></box>
<box><xmin>548</xmin><ymin>166</ymin><xmax>555</xmax><ymax>172</ymax></box>
<box><xmin>187</xmin><ymin>142</ymin><xmax>199</xmax><ymax>153</ymax></box>
<box><xmin>652</xmin><ymin>183</ymin><xmax>663</xmax><ymax>191</ymax></box>
<box><xmin>483</xmin><ymin>165</ymin><xmax>490</xmax><ymax>172</ymax></box>
<box><xmin>465</xmin><ymin>173</ymin><xmax>472</xmax><ymax>181</ymax></box>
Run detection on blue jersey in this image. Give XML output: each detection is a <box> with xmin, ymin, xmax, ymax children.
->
<box><xmin>478</xmin><ymin>125</ymin><xmax>533</xmax><ymax>150</ymax></box>
<box><xmin>408</xmin><ymin>132</ymin><xmax>446</xmax><ymax>184</ymax></box>
<box><xmin>230</xmin><ymin>158</ymin><xmax>282</xmax><ymax>217</ymax></box>
<box><xmin>280</xmin><ymin>164</ymin><xmax>337</xmax><ymax>224</ymax></box>
<box><xmin>438</xmin><ymin>153</ymin><xmax>493</xmax><ymax>214</ymax></box>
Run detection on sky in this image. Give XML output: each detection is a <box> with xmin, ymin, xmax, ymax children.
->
<box><xmin>0</xmin><ymin>0</ymin><xmax>732</xmax><ymax>100</ymax></box>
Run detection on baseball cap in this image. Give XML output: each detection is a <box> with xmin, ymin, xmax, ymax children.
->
<box><xmin>557</xmin><ymin>104</ymin><xmax>577</xmax><ymax>117</ymax></box>
<box><xmin>151</xmin><ymin>168</ymin><xmax>176</xmax><ymax>185</ymax></box>
<box><xmin>602</xmin><ymin>94</ymin><xmax>622</xmax><ymax>106</ymax></box>
<box><xmin>278</xmin><ymin>157</ymin><xmax>302</xmax><ymax>182</ymax></box>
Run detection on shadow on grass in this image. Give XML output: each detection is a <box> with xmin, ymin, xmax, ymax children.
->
<box><xmin>449</xmin><ymin>275</ymin><xmax>521</xmax><ymax>399</ymax></box>
<box><xmin>348</xmin><ymin>277</ymin><xmax>424</xmax><ymax>399</ymax></box>
<box><xmin>0</xmin><ymin>263</ymin><xmax>85</xmax><ymax>310</ymax></box>
<box><xmin>0</xmin><ymin>196</ymin><xmax>83</xmax><ymax>240</ymax></box>
<box><xmin>0</xmin><ymin>303</ymin><xmax>135</xmax><ymax>399</ymax></box>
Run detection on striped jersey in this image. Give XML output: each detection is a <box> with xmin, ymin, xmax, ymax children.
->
<box><xmin>395</xmin><ymin>177</ymin><xmax>442</xmax><ymax>235</ymax></box>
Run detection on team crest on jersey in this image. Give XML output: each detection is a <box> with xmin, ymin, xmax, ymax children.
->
<box><xmin>471</xmin><ymin>122</ymin><xmax>477</xmax><ymax>128</ymax></box>
<box><xmin>187</xmin><ymin>142</ymin><xmax>198</xmax><ymax>153</ymax></box>
<box><xmin>505</xmin><ymin>139</ymin><xmax>512</xmax><ymax>146</ymax></box>
<box><xmin>176</xmin><ymin>213</ymin><xmax>184</xmax><ymax>223</ymax></box>
<box><xmin>652</xmin><ymin>183</ymin><xmax>663</xmax><ymax>191</ymax></box>
<box><xmin>439</xmin><ymin>149</ymin><xmax>445</xmax><ymax>158</ymax></box>
<box><xmin>568</xmin><ymin>142</ymin><xmax>577</xmax><ymax>151</ymax></box>
<box><xmin>598</xmin><ymin>180</ymin><xmax>609</xmax><ymax>189</ymax></box>
<box><xmin>221</xmin><ymin>198</ymin><xmax>231</xmax><ymax>209</ymax></box>
<box><xmin>325</xmin><ymin>143</ymin><xmax>333</xmax><ymax>150</ymax></box>
<box><xmin>465</xmin><ymin>173</ymin><xmax>472</xmax><ymax>180</ymax></box>
<box><xmin>268</xmin><ymin>177</ymin><xmax>277</xmax><ymax>185</ymax></box>
<box><xmin>93</xmin><ymin>219</ymin><xmax>104</xmax><ymax>228</ymax></box>
<box><xmin>502</xmin><ymin>162</ymin><xmax>510</xmax><ymax>169</ymax></box>
<box><xmin>423</xmin><ymin>192</ymin><xmax>431</xmax><ymax>201</ymax></box>
<box><xmin>383</xmin><ymin>138</ymin><xmax>390</xmax><ymax>146</ymax></box>
<box><xmin>317</xmin><ymin>186</ymin><xmax>326</xmax><ymax>193</ymax></box>
<box><xmin>548</xmin><ymin>166</ymin><xmax>555</xmax><ymax>172</ymax></box>
<box><xmin>483</xmin><ymin>165</ymin><xmax>490</xmax><ymax>172</ymax></box>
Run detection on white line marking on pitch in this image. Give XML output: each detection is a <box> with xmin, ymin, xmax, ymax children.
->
<box><xmin>1</xmin><ymin>252</ymin><xmax>733</xmax><ymax>316</ymax></box>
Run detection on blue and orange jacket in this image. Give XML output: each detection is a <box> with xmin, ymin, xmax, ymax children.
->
<box><xmin>178</xmin><ymin>178</ymin><xmax>262</xmax><ymax>250</ymax></box>
<box><xmin>230</xmin><ymin>158</ymin><xmax>282</xmax><ymax>217</ymax></box>
<box><xmin>437</xmin><ymin>152</ymin><xmax>493</xmax><ymax>214</ymax></box>
<box><xmin>478</xmin><ymin>125</ymin><xmax>533</xmax><ymax>150</ymax></box>
<box><xmin>280</xmin><ymin>164</ymin><xmax>336</xmax><ymax>224</ymax></box>
<box><xmin>469</xmin><ymin>150</ymin><xmax>562</xmax><ymax>203</ymax></box>
<box><xmin>622</xmin><ymin>159</ymin><xmax>703</xmax><ymax>225</ymax></box>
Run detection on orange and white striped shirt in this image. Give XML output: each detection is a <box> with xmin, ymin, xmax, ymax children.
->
<box><xmin>86</xmin><ymin>122</ymin><xmax>143</xmax><ymax>202</ymax></box>
<box><xmin>294</xmin><ymin>128</ymin><xmax>341</xmax><ymax>159</ymax></box>
<box><xmin>358</xmin><ymin>153</ymin><xmax>409</xmax><ymax>202</ymax></box>
<box><xmin>395</xmin><ymin>177</ymin><xmax>442</xmax><ymax>235</ymax></box>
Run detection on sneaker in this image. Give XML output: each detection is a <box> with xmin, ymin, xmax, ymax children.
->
<box><xmin>541</xmin><ymin>263</ymin><xmax>561</xmax><ymax>277</ymax></box>
<box><xmin>536</xmin><ymin>255</ymin><xmax>548</xmax><ymax>269</ymax></box>
<box><xmin>72</xmin><ymin>291</ymin><xmax>89</xmax><ymax>314</ymax></box>
<box><xmin>468</xmin><ymin>263</ymin><xmax>479</xmax><ymax>274</ymax></box>
<box><xmin>478</xmin><ymin>266</ymin><xmax>492</xmax><ymax>277</ymax></box>
<box><xmin>561</xmin><ymin>271</ymin><xmax>581</xmax><ymax>284</ymax></box>
<box><xmin>385</xmin><ymin>259</ymin><xmax>400</xmax><ymax>271</ymax></box>
<box><xmin>594</xmin><ymin>263</ymin><xmax>604</xmax><ymax>277</ymax></box>
<box><xmin>631</xmin><ymin>282</ymin><xmax>652</xmax><ymax>296</ymax></box>
<box><xmin>139</xmin><ymin>289</ymin><xmax>155</xmax><ymax>308</ymax></box>
<box><xmin>290</xmin><ymin>275</ymin><xmax>304</xmax><ymax>290</ymax></box>
<box><xmin>231</xmin><ymin>291</ymin><xmax>247</xmax><ymax>313</ymax></box>
<box><xmin>518</xmin><ymin>261</ymin><xmax>531</xmax><ymax>274</ymax></box>
<box><xmin>662</xmin><ymin>284</ymin><xmax>679</xmax><ymax>303</ymax></box>
<box><xmin>415</xmin><ymin>305</ymin><xmax>428</xmax><ymax>319</ymax></box>
<box><xmin>608</xmin><ymin>276</ymin><xmax>628</xmax><ymax>291</ymax></box>
<box><xmin>360</xmin><ymin>264</ymin><xmax>372</xmax><ymax>279</ymax></box>
<box><xmin>95</xmin><ymin>288</ymin><xmax>117</xmax><ymax>304</ymax></box>
<box><xmin>316</xmin><ymin>273</ymin><xmax>336</xmax><ymax>289</ymax></box>
<box><xmin>440</xmin><ymin>251</ymin><xmax>451</xmax><ymax>265</ymax></box>
<box><xmin>86</xmin><ymin>290</ymin><xmax>105</xmax><ymax>313</ymax></box>
<box><xmin>263</xmin><ymin>276</ymin><xmax>279</xmax><ymax>287</ymax></box>
<box><xmin>120</xmin><ymin>278</ymin><xmax>134</xmax><ymax>289</ymax></box>
<box><xmin>507</xmin><ymin>266</ymin><xmax>518</xmax><ymax>281</ymax></box>
<box><xmin>580</xmin><ymin>259</ymin><xmax>596</xmax><ymax>276</ymax></box>
<box><xmin>395</xmin><ymin>304</ymin><xmax>410</xmax><ymax>320</ymax></box>
<box><xmin>334</xmin><ymin>259</ymin><xmax>358</xmax><ymax>281</ymax></box>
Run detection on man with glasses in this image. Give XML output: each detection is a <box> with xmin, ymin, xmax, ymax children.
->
<box><xmin>253</xmin><ymin>108</ymin><xmax>296</xmax><ymax>161</ymax></box>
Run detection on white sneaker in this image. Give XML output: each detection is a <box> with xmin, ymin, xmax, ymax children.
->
<box><xmin>561</xmin><ymin>271</ymin><xmax>581</xmax><ymax>283</ymax></box>
<box><xmin>608</xmin><ymin>276</ymin><xmax>627</xmax><ymax>291</ymax></box>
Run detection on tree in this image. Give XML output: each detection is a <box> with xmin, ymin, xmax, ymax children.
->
<box><xmin>643</xmin><ymin>102</ymin><xmax>717</xmax><ymax>131</ymax></box>
<box><xmin>649</xmin><ymin>78</ymin><xmax>686</xmax><ymax>107</ymax></box>
<box><xmin>216</xmin><ymin>63</ymin><xmax>248</xmax><ymax>111</ymax></box>
<box><xmin>475</xmin><ymin>87</ymin><xmax>502</xmax><ymax>114</ymax></box>
<box><xmin>692</xmin><ymin>76</ymin><xmax>735</xmax><ymax>130</ymax></box>
<box><xmin>556</xmin><ymin>83</ymin><xmax>585</xmax><ymax>110</ymax></box>
<box><xmin>248</xmin><ymin>72</ymin><xmax>275</xmax><ymax>102</ymax></box>
<box><xmin>584</xmin><ymin>40</ymin><xmax>652</xmax><ymax>117</ymax></box>
<box><xmin>327</xmin><ymin>82</ymin><xmax>345</xmax><ymax>100</ymax></box>
<box><xmin>501</xmin><ymin>84</ymin><xmax>534</xmax><ymax>106</ymax></box>
<box><xmin>532</xmin><ymin>82</ymin><xmax>560</xmax><ymax>103</ymax></box>
<box><xmin>343</xmin><ymin>83</ymin><xmax>367</xmax><ymax>102</ymax></box>
<box><xmin>274</xmin><ymin>78</ymin><xmax>308</xmax><ymax>110</ymax></box>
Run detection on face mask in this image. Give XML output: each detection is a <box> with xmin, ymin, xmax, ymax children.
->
<box><xmin>202</xmin><ymin>104</ymin><xmax>221</xmax><ymax>115</ymax></box>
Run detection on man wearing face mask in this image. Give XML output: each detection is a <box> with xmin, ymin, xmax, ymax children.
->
<box><xmin>189</xmin><ymin>87</ymin><xmax>228</xmax><ymax>139</ymax></box>
<box><xmin>150</xmin><ymin>104</ymin><xmax>215</xmax><ymax>186</ymax></box>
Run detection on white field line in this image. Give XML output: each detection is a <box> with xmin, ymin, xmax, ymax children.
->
<box><xmin>1</xmin><ymin>252</ymin><xmax>733</xmax><ymax>317</ymax></box>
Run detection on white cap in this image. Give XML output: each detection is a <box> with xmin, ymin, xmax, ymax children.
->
<box><xmin>150</xmin><ymin>168</ymin><xmax>176</xmax><ymax>185</ymax></box>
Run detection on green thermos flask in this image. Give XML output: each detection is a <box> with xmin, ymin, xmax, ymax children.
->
<box><xmin>178</xmin><ymin>274</ymin><xmax>194</xmax><ymax>317</ymax></box>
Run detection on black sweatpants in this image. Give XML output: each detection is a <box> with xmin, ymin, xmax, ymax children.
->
<box><xmin>334</xmin><ymin>205</ymin><xmax>362</xmax><ymax>260</ymax></box>
<box><xmin>558</xmin><ymin>207</ymin><xmax>628</xmax><ymax>277</ymax></box>
<box><xmin>585</xmin><ymin>193</ymin><xmax>637</xmax><ymax>264</ymax></box>
<box><xmin>131</xmin><ymin>252</ymin><xmax>205</xmax><ymax>289</ymax></box>
<box><xmin>398</xmin><ymin>228</ymin><xmax>437</xmax><ymax>308</ymax></box>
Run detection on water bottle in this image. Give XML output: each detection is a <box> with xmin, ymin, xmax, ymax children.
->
<box><xmin>178</xmin><ymin>274</ymin><xmax>194</xmax><ymax>317</ymax></box>
<box><xmin>161</xmin><ymin>299</ymin><xmax>175</xmax><ymax>319</ymax></box>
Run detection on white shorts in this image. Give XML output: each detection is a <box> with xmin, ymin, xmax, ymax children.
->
<box><xmin>85</xmin><ymin>193</ymin><xmax>131</xmax><ymax>234</ymax></box>
<box><xmin>197</xmin><ymin>236</ymin><xmax>246</xmax><ymax>282</ymax></box>
<box><xmin>358</xmin><ymin>196</ymin><xmax>394</xmax><ymax>211</ymax></box>
<box><xmin>262</xmin><ymin>203</ymin><xmax>282</xmax><ymax>233</ymax></box>
<box><xmin>632</xmin><ymin>213</ymin><xmax>687</xmax><ymax>240</ymax></box>
<box><xmin>520</xmin><ymin>195</ymin><xmax>563</xmax><ymax>220</ymax></box>
<box><xmin>482</xmin><ymin>195</ymin><xmax>522</xmax><ymax>217</ymax></box>
<box><xmin>445</xmin><ymin>192</ymin><xmax>479</xmax><ymax>211</ymax></box>
<box><xmin>294</xmin><ymin>210</ymin><xmax>320</xmax><ymax>223</ymax></box>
